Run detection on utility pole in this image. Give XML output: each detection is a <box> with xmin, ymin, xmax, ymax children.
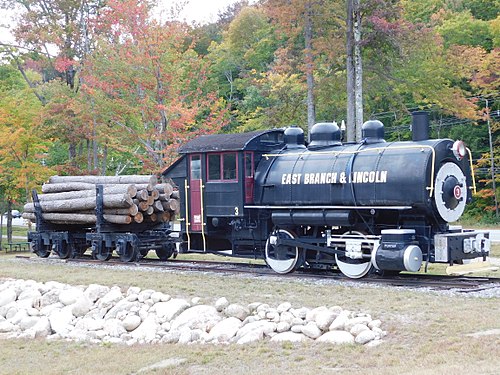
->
<box><xmin>486</xmin><ymin>99</ymin><xmax>499</xmax><ymax>218</ymax></box>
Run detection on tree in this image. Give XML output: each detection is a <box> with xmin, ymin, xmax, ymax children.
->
<box><xmin>265</xmin><ymin>0</ymin><xmax>345</xmax><ymax>136</ymax></box>
<box><xmin>0</xmin><ymin>63</ymin><xmax>53</xmax><ymax>242</ymax></box>
<box><xmin>1</xmin><ymin>0</ymin><xmax>107</xmax><ymax>171</ymax></box>
<box><xmin>82</xmin><ymin>0</ymin><xmax>228</xmax><ymax>170</ymax></box>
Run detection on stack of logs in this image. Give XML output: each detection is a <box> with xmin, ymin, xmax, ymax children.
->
<box><xmin>22</xmin><ymin>175</ymin><xmax>180</xmax><ymax>226</ymax></box>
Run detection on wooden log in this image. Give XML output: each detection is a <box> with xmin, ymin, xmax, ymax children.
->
<box><xmin>42</xmin><ymin>182</ymin><xmax>95</xmax><ymax>193</ymax></box>
<box><xmin>22</xmin><ymin>212</ymin><xmax>96</xmax><ymax>224</ymax></box>
<box><xmin>162</xmin><ymin>199</ymin><xmax>180</xmax><ymax>213</ymax></box>
<box><xmin>23</xmin><ymin>212</ymin><xmax>132</xmax><ymax>225</ymax></box>
<box><xmin>170</xmin><ymin>190</ymin><xmax>180</xmax><ymax>200</ymax></box>
<box><xmin>103</xmin><ymin>205</ymin><xmax>138</xmax><ymax>216</ymax></box>
<box><xmin>138</xmin><ymin>201</ymin><xmax>150</xmax><ymax>211</ymax></box>
<box><xmin>24</xmin><ymin>193</ymin><xmax>133</xmax><ymax>213</ymax></box>
<box><xmin>144</xmin><ymin>213</ymin><xmax>157</xmax><ymax>222</ymax></box>
<box><xmin>103</xmin><ymin>214</ymin><xmax>132</xmax><ymax>225</ymax></box>
<box><xmin>146</xmin><ymin>195</ymin><xmax>155</xmax><ymax>205</ymax></box>
<box><xmin>161</xmin><ymin>212</ymin><xmax>171</xmax><ymax>222</ymax></box>
<box><xmin>133</xmin><ymin>212</ymin><xmax>144</xmax><ymax>223</ymax></box>
<box><xmin>136</xmin><ymin>189</ymin><xmax>149</xmax><ymax>201</ymax></box>
<box><xmin>156</xmin><ymin>183</ymin><xmax>174</xmax><ymax>197</ymax></box>
<box><xmin>150</xmin><ymin>189</ymin><xmax>160</xmax><ymax>200</ymax></box>
<box><xmin>38</xmin><ymin>185</ymin><xmax>138</xmax><ymax>202</ymax></box>
<box><xmin>48</xmin><ymin>175</ymin><xmax>157</xmax><ymax>185</ymax></box>
<box><xmin>145</xmin><ymin>206</ymin><xmax>154</xmax><ymax>215</ymax></box>
<box><xmin>152</xmin><ymin>201</ymin><xmax>164</xmax><ymax>212</ymax></box>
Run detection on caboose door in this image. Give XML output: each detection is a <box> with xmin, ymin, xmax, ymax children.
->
<box><xmin>189</xmin><ymin>154</ymin><xmax>203</xmax><ymax>232</ymax></box>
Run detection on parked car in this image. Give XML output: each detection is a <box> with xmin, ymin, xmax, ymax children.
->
<box><xmin>3</xmin><ymin>210</ymin><xmax>21</xmax><ymax>218</ymax></box>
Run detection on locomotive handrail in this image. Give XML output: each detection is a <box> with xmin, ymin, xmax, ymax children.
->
<box><xmin>466</xmin><ymin>147</ymin><xmax>477</xmax><ymax>194</ymax></box>
<box><xmin>263</xmin><ymin>145</ymin><xmax>437</xmax><ymax>197</ymax></box>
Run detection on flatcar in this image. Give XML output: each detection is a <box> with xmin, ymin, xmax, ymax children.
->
<box><xmin>162</xmin><ymin>111</ymin><xmax>490</xmax><ymax>278</ymax></box>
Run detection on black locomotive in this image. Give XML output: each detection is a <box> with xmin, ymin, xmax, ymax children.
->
<box><xmin>28</xmin><ymin>112</ymin><xmax>491</xmax><ymax>278</ymax></box>
<box><xmin>163</xmin><ymin>111</ymin><xmax>490</xmax><ymax>277</ymax></box>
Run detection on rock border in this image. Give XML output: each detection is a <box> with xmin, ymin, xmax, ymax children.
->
<box><xmin>0</xmin><ymin>278</ymin><xmax>386</xmax><ymax>346</ymax></box>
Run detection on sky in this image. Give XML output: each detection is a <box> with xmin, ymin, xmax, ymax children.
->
<box><xmin>0</xmin><ymin>0</ymin><xmax>245</xmax><ymax>44</ymax></box>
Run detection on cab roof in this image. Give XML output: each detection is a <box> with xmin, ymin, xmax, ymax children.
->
<box><xmin>178</xmin><ymin>129</ymin><xmax>285</xmax><ymax>154</ymax></box>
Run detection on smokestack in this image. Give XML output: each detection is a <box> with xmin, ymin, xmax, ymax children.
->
<box><xmin>411</xmin><ymin>111</ymin><xmax>429</xmax><ymax>141</ymax></box>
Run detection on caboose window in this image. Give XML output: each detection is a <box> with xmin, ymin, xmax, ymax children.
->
<box><xmin>207</xmin><ymin>152</ymin><xmax>238</xmax><ymax>181</ymax></box>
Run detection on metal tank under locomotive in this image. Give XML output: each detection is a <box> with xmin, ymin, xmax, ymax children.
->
<box><xmin>163</xmin><ymin>112</ymin><xmax>490</xmax><ymax>278</ymax></box>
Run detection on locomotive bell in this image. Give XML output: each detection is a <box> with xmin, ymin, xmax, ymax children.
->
<box><xmin>361</xmin><ymin>120</ymin><xmax>385</xmax><ymax>144</ymax></box>
<box><xmin>308</xmin><ymin>122</ymin><xmax>342</xmax><ymax>148</ymax></box>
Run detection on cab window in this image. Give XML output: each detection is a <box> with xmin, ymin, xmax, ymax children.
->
<box><xmin>207</xmin><ymin>152</ymin><xmax>238</xmax><ymax>181</ymax></box>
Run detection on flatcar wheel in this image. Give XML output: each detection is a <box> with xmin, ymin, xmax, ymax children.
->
<box><xmin>155</xmin><ymin>243</ymin><xmax>174</xmax><ymax>261</ymax></box>
<box><xmin>265</xmin><ymin>229</ymin><xmax>302</xmax><ymax>274</ymax></box>
<box><xmin>118</xmin><ymin>240</ymin><xmax>137</xmax><ymax>262</ymax></box>
<box><xmin>335</xmin><ymin>231</ymin><xmax>373</xmax><ymax>279</ymax></box>
<box><xmin>34</xmin><ymin>242</ymin><xmax>51</xmax><ymax>258</ymax></box>
<box><xmin>55</xmin><ymin>241</ymin><xmax>71</xmax><ymax>259</ymax></box>
<box><xmin>92</xmin><ymin>242</ymin><xmax>112</xmax><ymax>261</ymax></box>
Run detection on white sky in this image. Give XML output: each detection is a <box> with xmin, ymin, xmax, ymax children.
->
<box><xmin>0</xmin><ymin>0</ymin><xmax>246</xmax><ymax>44</ymax></box>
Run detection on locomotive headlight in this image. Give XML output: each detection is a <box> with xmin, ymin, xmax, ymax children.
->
<box><xmin>452</xmin><ymin>140</ymin><xmax>466</xmax><ymax>161</ymax></box>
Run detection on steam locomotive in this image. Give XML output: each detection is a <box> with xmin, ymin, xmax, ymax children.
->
<box><xmin>163</xmin><ymin>111</ymin><xmax>490</xmax><ymax>277</ymax></box>
<box><xmin>28</xmin><ymin>112</ymin><xmax>491</xmax><ymax>278</ymax></box>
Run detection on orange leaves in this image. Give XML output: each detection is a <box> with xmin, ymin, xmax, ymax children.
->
<box><xmin>54</xmin><ymin>57</ymin><xmax>77</xmax><ymax>73</ymax></box>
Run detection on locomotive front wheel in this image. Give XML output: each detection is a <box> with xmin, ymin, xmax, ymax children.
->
<box><xmin>335</xmin><ymin>231</ymin><xmax>373</xmax><ymax>279</ymax></box>
<box><xmin>118</xmin><ymin>240</ymin><xmax>137</xmax><ymax>262</ymax></box>
<box><xmin>265</xmin><ymin>229</ymin><xmax>303</xmax><ymax>274</ymax></box>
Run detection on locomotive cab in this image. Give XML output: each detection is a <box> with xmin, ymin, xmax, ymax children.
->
<box><xmin>163</xmin><ymin>129</ymin><xmax>286</xmax><ymax>252</ymax></box>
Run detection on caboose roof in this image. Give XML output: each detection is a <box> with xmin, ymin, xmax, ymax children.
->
<box><xmin>178</xmin><ymin>129</ymin><xmax>284</xmax><ymax>153</ymax></box>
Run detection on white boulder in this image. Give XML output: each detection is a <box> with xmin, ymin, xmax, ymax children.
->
<box><xmin>317</xmin><ymin>330</ymin><xmax>355</xmax><ymax>345</ymax></box>
<box><xmin>208</xmin><ymin>317</ymin><xmax>243</xmax><ymax>342</ymax></box>
<box><xmin>171</xmin><ymin>305</ymin><xmax>221</xmax><ymax>332</ymax></box>
<box><xmin>155</xmin><ymin>299</ymin><xmax>190</xmax><ymax>321</ymax></box>
<box><xmin>224</xmin><ymin>304</ymin><xmax>250</xmax><ymax>320</ymax></box>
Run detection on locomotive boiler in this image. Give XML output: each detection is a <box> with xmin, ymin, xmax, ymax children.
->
<box><xmin>163</xmin><ymin>111</ymin><xmax>490</xmax><ymax>278</ymax></box>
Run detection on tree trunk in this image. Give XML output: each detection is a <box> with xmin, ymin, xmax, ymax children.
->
<box><xmin>346</xmin><ymin>0</ymin><xmax>356</xmax><ymax>142</ymax></box>
<box><xmin>7</xmin><ymin>199</ymin><xmax>12</xmax><ymax>244</ymax></box>
<box><xmin>354</xmin><ymin>0</ymin><xmax>363</xmax><ymax>141</ymax></box>
<box><xmin>304</xmin><ymin>2</ymin><xmax>316</xmax><ymax>138</ymax></box>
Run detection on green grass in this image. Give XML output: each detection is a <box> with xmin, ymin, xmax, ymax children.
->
<box><xmin>0</xmin><ymin>252</ymin><xmax>499</xmax><ymax>375</ymax></box>
<box><xmin>0</xmin><ymin>225</ymin><xmax>29</xmax><ymax>238</ymax></box>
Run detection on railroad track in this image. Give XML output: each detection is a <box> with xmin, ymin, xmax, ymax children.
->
<box><xmin>16</xmin><ymin>254</ymin><xmax>500</xmax><ymax>292</ymax></box>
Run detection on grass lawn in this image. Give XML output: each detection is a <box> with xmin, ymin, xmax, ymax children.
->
<box><xmin>0</xmin><ymin>244</ymin><xmax>499</xmax><ymax>375</ymax></box>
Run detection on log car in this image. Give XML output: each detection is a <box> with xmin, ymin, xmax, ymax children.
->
<box><xmin>163</xmin><ymin>112</ymin><xmax>491</xmax><ymax>278</ymax></box>
<box><xmin>28</xmin><ymin>185</ymin><xmax>176</xmax><ymax>262</ymax></box>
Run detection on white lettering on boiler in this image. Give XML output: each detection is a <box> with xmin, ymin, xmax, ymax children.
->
<box><xmin>281</xmin><ymin>171</ymin><xmax>387</xmax><ymax>185</ymax></box>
